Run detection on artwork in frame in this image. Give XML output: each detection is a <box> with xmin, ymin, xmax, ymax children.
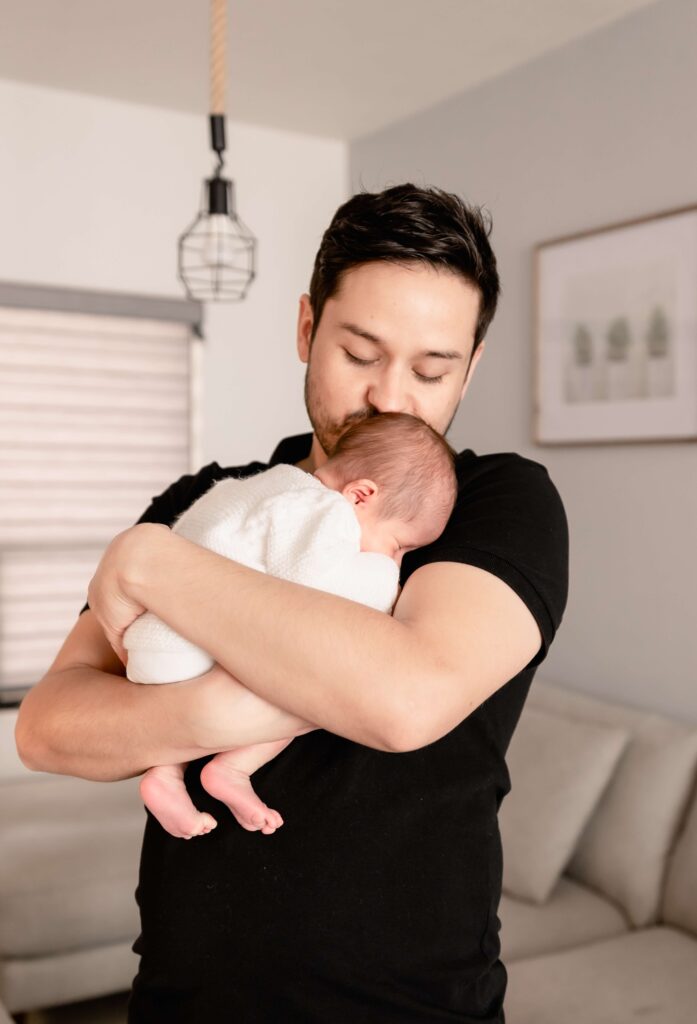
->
<box><xmin>534</xmin><ymin>204</ymin><xmax>697</xmax><ymax>445</ymax></box>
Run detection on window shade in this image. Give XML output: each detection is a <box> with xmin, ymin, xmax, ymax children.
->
<box><xmin>0</xmin><ymin>304</ymin><xmax>198</xmax><ymax>698</ymax></box>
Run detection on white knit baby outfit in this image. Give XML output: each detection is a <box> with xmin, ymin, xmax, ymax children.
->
<box><xmin>124</xmin><ymin>463</ymin><xmax>400</xmax><ymax>684</ymax></box>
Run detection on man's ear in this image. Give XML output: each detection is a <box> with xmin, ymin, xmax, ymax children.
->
<box><xmin>460</xmin><ymin>341</ymin><xmax>486</xmax><ymax>400</ymax></box>
<box><xmin>297</xmin><ymin>294</ymin><xmax>314</xmax><ymax>364</ymax></box>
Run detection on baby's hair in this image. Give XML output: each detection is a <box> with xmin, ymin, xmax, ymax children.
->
<box><xmin>325</xmin><ymin>412</ymin><xmax>458</xmax><ymax>524</ymax></box>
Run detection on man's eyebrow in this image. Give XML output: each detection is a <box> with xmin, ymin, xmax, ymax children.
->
<box><xmin>339</xmin><ymin>321</ymin><xmax>463</xmax><ymax>361</ymax></box>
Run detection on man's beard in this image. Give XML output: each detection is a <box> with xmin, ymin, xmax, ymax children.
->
<box><xmin>302</xmin><ymin>354</ymin><xmax>459</xmax><ymax>456</ymax></box>
<box><xmin>302</xmin><ymin>359</ymin><xmax>371</xmax><ymax>457</ymax></box>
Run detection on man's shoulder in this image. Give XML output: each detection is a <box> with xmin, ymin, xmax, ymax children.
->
<box><xmin>402</xmin><ymin>446</ymin><xmax>569</xmax><ymax>661</ymax></box>
<box><xmin>193</xmin><ymin>458</ymin><xmax>271</xmax><ymax>488</ymax></box>
<box><xmin>136</xmin><ymin>458</ymin><xmax>270</xmax><ymax>528</ymax></box>
<box><xmin>452</xmin><ymin>447</ymin><xmax>564</xmax><ymax>515</ymax></box>
<box><xmin>455</xmin><ymin>447</ymin><xmax>553</xmax><ymax>487</ymax></box>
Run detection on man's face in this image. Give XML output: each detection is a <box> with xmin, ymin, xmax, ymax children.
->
<box><xmin>296</xmin><ymin>261</ymin><xmax>485</xmax><ymax>464</ymax></box>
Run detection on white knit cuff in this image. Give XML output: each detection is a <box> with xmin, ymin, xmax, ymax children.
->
<box><xmin>126</xmin><ymin>648</ymin><xmax>214</xmax><ymax>684</ymax></box>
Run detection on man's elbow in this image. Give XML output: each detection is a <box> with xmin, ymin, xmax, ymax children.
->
<box><xmin>15</xmin><ymin>719</ymin><xmax>136</xmax><ymax>783</ymax></box>
<box><xmin>15</xmin><ymin>681</ymin><xmax>68</xmax><ymax>776</ymax></box>
<box><xmin>15</xmin><ymin>710</ymin><xmax>49</xmax><ymax>773</ymax></box>
<box><xmin>382</xmin><ymin>687</ymin><xmax>474</xmax><ymax>753</ymax></box>
<box><xmin>15</xmin><ymin>700</ymin><xmax>69</xmax><ymax>776</ymax></box>
<box><xmin>382</xmin><ymin>710</ymin><xmax>451</xmax><ymax>754</ymax></box>
<box><xmin>16</xmin><ymin>701</ymin><xmax>90</xmax><ymax>780</ymax></box>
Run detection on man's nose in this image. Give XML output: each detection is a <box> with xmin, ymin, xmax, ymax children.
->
<box><xmin>367</xmin><ymin>371</ymin><xmax>411</xmax><ymax>414</ymax></box>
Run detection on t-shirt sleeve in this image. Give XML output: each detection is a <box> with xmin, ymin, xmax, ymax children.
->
<box><xmin>78</xmin><ymin>464</ymin><xmax>223</xmax><ymax>617</ymax></box>
<box><xmin>399</xmin><ymin>454</ymin><xmax>569</xmax><ymax>667</ymax></box>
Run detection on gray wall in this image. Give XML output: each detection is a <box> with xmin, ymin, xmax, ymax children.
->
<box><xmin>350</xmin><ymin>0</ymin><xmax>697</xmax><ymax>722</ymax></box>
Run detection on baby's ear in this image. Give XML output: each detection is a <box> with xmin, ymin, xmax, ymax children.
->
<box><xmin>343</xmin><ymin>478</ymin><xmax>379</xmax><ymax>506</ymax></box>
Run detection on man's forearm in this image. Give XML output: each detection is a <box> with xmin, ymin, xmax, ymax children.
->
<box><xmin>16</xmin><ymin>663</ymin><xmax>313</xmax><ymax>782</ymax></box>
<box><xmin>125</xmin><ymin>530</ymin><xmax>439</xmax><ymax>752</ymax></box>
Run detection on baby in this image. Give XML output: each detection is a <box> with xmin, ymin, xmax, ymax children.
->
<box><xmin>125</xmin><ymin>412</ymin><xmax>457</xmax><ymax>840</ymax></box>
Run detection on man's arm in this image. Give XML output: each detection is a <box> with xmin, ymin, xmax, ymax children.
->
<box><xmin>102</xmin><ymin>526</ymin><xmax>542</xmax><ymax>753</ymax></box>
<box><xmin>15</xmin><ymin>609</ymin><xmax>315</xmax><ymax>781</ymax></box>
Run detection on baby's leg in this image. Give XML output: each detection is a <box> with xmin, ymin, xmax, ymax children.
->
<box><xmin>200</xmin><ymin>738</ymin><xmax>294</xmax><ymax>836</ymax></box>
<box><xmin>140</xmin><ymin>762</ymin><xmax>218</xmax><ymax>840</ymax></box>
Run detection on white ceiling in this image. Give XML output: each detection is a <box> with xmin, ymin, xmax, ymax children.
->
<box><xmin>0</xmin><ymin>0</ymin><xmax>660</xmax><ymax>140</ymax></box>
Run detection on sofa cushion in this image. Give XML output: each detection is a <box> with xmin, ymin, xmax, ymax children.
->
<box><xmin>662</xmin><ymin>779</ymin><xmax>697</xmax><ymax>934</ymax></box>
<box><xmin>500</xmin><ymin>875</ymin><xmax>628</xmax><ymax>963</ymax></box>
<box><xmin>0</xmin><ymin>774</ymin><xmax>144</xmax><ymax>958</ymax></box>
<box><xmin>505</xmin><ymin>927</ymin><xmax>697</xmax><ymax>1024</ymax></box>
<box><xmin>528</xmin><ymin>679</ymin><xmax>697</xmax><ymax>926</ymax></box>
<box><xmin>0</xmin><ymin>940</ymin><xmax>138</xmax><ymax>1015</ymax></box>
<box><xmin>500</xmin><ymin>706</ymin><xmax>628</xmax><ymax>902</ymax></box>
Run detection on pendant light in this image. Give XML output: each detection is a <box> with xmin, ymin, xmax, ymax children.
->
<box><xmin>178</xmin><ymin>0</ymin><xmax>256</xmax><ymax>301</ymax></box>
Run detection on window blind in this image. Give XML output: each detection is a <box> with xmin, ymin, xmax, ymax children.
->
<box><xmin>0</xmin><ymin>303</ymin><xmax>199</xmax><ymax>699</ymax></box>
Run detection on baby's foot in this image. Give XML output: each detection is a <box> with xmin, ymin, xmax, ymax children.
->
<box><xmin>140</xmin><ymin>765</ymin><xmax>217</xmax><ymax>840</ymax></box>
<box><xmin>200</xmin><ymin>757</ymin><xmax>283</xmax><ymax>835</ymax></box>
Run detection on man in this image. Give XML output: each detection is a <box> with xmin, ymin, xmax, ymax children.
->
<box><xmin>17</xmin><ymin>183</ymin><xmax>569</xmax><ymax>1022</ymax></box>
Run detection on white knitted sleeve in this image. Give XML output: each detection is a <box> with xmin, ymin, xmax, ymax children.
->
<box><xmin>123</xmin><ymin>611</ymin><xmax>213</xmax><ymax>684</ymax></box>
<box><xmin>123</xmin><ymin>472</ymin><xmax>272</xmax><ymax>685</ymax></box>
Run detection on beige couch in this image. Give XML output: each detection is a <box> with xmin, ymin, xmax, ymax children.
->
<box><xmin>502</xmin><ymin>680</ymin><xmax>697</xmax><ymax>1023</ymax></box>
<box><xmin>0</xmin><ymin>767</ymin><xmax>142</xmax><ymax>1015</ymax></box>
<box><xmin>2</xmin><ymin>679</ymin><xmax>697</xmax><ymax>1020</ymax></box>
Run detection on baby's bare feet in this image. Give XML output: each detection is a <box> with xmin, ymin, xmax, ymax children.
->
<box><xmin>200</xmin><ymin>756</ymin><xmax>283</xmax><ymax>835</ymax></box>
<box><xmin>140</xmin><ymin>765</ymin><xmax>217</xmax><ymax>840</ymax></box>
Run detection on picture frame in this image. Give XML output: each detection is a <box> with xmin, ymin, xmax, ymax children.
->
<box><xmin>533</xmin><ymin>204</ymin><xmax>697</xmax><ymax>445</ymax></box>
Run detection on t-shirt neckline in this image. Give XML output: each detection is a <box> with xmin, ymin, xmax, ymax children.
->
<box><xmin>268</xmin><ymin>432</ymin><xmax>313</xmax><ymax>468</ymax></box>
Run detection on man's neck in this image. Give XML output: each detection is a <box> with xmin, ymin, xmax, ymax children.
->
<box><xmin>294</xmin><ymin>435</ymin><xmax>327</xmax><ymax>475</ymax></box>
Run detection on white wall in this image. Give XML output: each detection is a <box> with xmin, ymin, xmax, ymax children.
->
<box><xmin>0</xmin><ymin>78</ymin><xmax>347</xmax><ymax>764</ymax></box>
<box><xmin>350</xmin><ymin>0</ymin><xmax>697</xmax><ymax>721</ymax></box>
<box><xmin>0</xmin><ymin>77</ymin><xmax>348</xmax><ymax>468</ymax></box>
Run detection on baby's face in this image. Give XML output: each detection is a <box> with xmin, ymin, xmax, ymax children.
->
<box><xmin>314</xmin><ymin>466</ymin><xmax>449</xmax><ymax>566</ymax></box>
<box><xmin>358</xmin><ymin>510</ymin><xmax>444</xmax><ymax>567</ymax></box>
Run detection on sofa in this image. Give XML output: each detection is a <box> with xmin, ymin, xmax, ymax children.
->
<box><xmin>501</xmin><ymin>679</ymin><xmax>697</xmax><ymax>1023</ymax></box>
<box><xmin>2</xmin><ymin>678</ymin><xmax>697</xmax><ymax>1021</ymax></box>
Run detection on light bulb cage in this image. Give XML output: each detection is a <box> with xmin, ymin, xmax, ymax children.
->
<box><xmin>178</xmin><ymin>115</ymin><xmax>257</xmax><ymax>302</ymax></box>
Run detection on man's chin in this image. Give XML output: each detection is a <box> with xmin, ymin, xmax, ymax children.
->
<box><xmin>313</xmin><ymin>411</ymin><xmax>380</xmax><ymax>456</ymax></box>
<box><xmin>319</xmin><ymin>432</ymin><xmax>342</xmax><ymax>457</ymax></box>
<box><xmin>316</xmin><ymin>422</ymin><xmax>356</xmax><ymax>456</ymax></box>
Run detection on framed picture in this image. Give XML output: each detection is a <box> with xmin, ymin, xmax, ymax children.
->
<box><xmin>534</xmin><ymin>204</ymin><xmax>697</xmax><ymax>445</ymax></box>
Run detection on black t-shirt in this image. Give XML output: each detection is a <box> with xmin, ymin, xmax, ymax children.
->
<box><xmin>81</xmin><ymin>432</ymin><xmax>569</xmax><ymax>1023</ymax></box>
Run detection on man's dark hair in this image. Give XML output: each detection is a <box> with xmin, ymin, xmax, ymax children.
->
<box><xmin>308</xmin><ymin>182</ymin><xmax>500</xmax><ymax>355</ymax></box>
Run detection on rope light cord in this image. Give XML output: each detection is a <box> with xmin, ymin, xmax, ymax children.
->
<box><xmin>210</xmin><ymin>0</ymin><xmax>226</xmax><ymax>115</ymax></box>
<box><xmin>178</xmin><ymin>0</ymin><xmax>256</xmax><ymax>301</ymax></box>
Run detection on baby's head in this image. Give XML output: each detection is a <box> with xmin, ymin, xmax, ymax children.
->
<box><xmin>314</xmin><ymin>412</ymin><xmax>458</xmax><ymax>565</ymax></box>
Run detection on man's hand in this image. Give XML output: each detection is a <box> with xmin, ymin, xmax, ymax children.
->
<box><xmin>87</xmin><ymin>522</ymin><xmax>171</xmax><ymax>665</ymax></box>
